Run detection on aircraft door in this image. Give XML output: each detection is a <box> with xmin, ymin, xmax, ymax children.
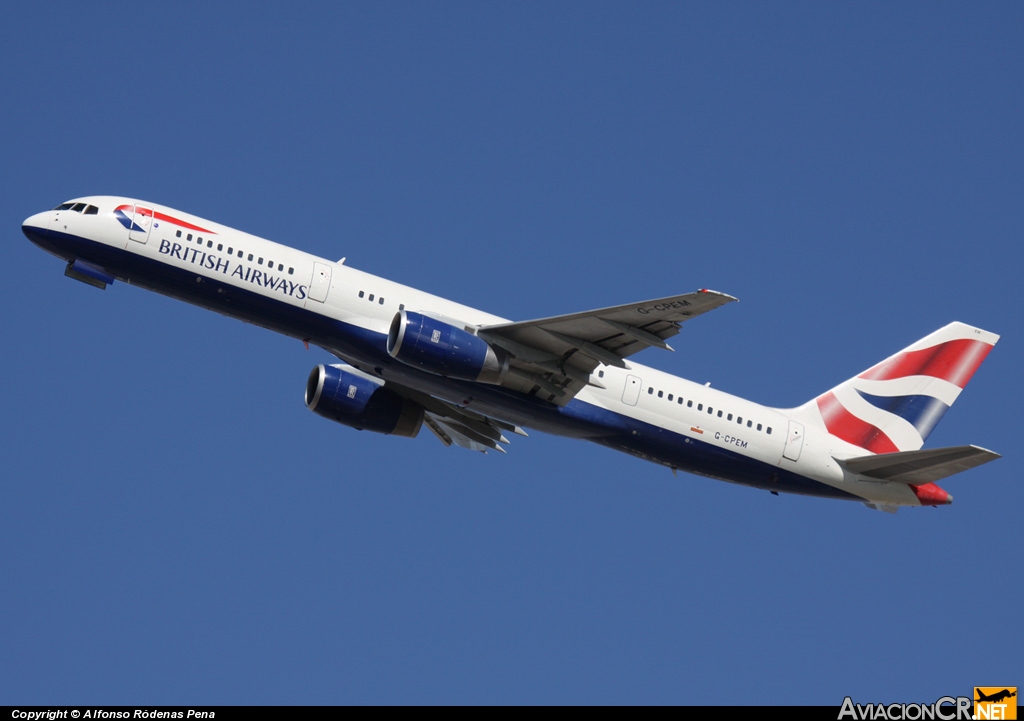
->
<box><xmin>783</xmin><ymin>420</ymin><xmax>804</xmax><ymax>461</ymax></box>
<box><xmin>128</xmin><ymin>204</ymin><xmax>153</xmax><ymax>244</ymax></box>
<box><xmin>622</xmin><ymin>375</ymin><xmax>642</xmax><ymax>406</ymax></box>
<box><xmin>308</xmin><ymin>262</ymin><xmax>332</xmax><ymax>303</ymax></box>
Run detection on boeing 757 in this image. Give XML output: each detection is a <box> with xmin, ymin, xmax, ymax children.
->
<box><xmin>22</xmin><ymin>197</ymin><xmax>1001</xmax><ymax>511</ymax></box>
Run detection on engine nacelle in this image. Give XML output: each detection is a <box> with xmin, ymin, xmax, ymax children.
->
<box><xmin>305</xmin><ymin>364</ymin><xmax>423</xmax><ymax>437</ymax></box>
<box><xmin>387</xmin><ymin>310</ymin><xmax>509</xmax><ymax>384</ymax></box>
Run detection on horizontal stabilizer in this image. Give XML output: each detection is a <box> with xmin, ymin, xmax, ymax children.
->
<box><xmin>839</xmin><ymin>445</ymin><xmax>1000</xmax><ymax>485</ymax></box>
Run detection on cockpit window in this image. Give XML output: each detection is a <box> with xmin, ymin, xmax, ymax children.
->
<box><xmin>53</xmin><ymin>201</ymin><xmax>100</xmax><ymax>214</ymax></box>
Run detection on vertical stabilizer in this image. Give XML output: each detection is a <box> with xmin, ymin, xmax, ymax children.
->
<box><xmin>798</xmin><ymin>322</ymin><xmax>999</xmax><ymax>453</ymax></box>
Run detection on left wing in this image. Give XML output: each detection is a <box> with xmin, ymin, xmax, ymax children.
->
<box><xmin>479</xmin><ymin>289</ymin><xmax>737</xmax><ymax>404</ymax></box>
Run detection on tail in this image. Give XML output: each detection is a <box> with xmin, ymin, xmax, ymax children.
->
<box><xmin>795</xmin><ymin>322</ymin><xmax>999</xmax><ymax>454</ymax></box>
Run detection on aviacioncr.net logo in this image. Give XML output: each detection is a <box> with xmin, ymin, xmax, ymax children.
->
<box><xmin>839</xmin><ymin>696</ymin><xmax>973</xmax><ymax>720</ymax></box>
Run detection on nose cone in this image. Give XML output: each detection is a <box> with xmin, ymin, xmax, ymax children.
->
<box><xmin>22</xmin><ymin>211</ymin><xmax>50</xmax><ymax>239</ymax></box>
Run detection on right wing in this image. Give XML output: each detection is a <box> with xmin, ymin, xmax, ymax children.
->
<box><xmin>479</xmin><ymin>289</ymin><xmax>737</xmax><ymax>405</ymax></box>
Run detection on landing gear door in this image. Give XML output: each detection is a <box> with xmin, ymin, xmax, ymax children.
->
<box><xmin>308</xmin><ymin>262</ymin><xmax>332</xmax><ymax>303</ymax></box>
<box><xmin>128</xmin><ymin>204</ymin><xmax>153</xmax><ymax>244</ymax></box>
<box><xmin>783</xmin><ymin>420</ymin><xmax>804</xmax><ymax>462</ymax></box>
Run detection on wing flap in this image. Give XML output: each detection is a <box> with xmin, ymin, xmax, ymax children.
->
<box><xmin>839</xmin><ymin>445</ymin><xmax>1000</xmax><ymax>485</ymax></box>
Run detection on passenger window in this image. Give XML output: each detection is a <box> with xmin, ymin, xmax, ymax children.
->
<box><xmin>649</xmin><ymin>388</ymin><xmax>655</xmax><ymax>395</ymax></box>
<box><xmin>228</xmin><ymin>247</ymin><xmax>233</xmax><ymax>254</ymax></box>
<box><xmin>248</xmin><ymin>254</ymin><xmax>253</xmax><ymax>261</ymax></box>
<box><xmin>697</xmin><ymin>403</ymin><xmax>703</xmax><ymax>411</ymax></box>
<box><xmin>176</xmin><ymin>230</ymin><xmax>182</xmax><ymax>238</ymax></box>
<box><xmin>687</xmin><ymin>400</ymin><xmax>693</xmax><ymax>408</ymax></box>
<box><xmin>677</xmin><ymin>398</ymin><xmax>683</xmax><ymax>405</ymax></box>
<box><xmin>598</xmin><ymin>370</ymin><xmax>604</xmax><ymax>378</ymax></box>
<box><xmin>258</xmin><ymin>258</ymin><xmax>264</xmax><ymax>265</ymax></box>
<box><xmin>657</xmin><ymin>390</ymin><xmax>663</xmax><ymax>398</ymax></box>
<box><xmin>399</xmin><ymin>304</ymin><xmax>405</xmax><ymax>311</ymax></box>
<box><xmin>747</xmin><ymin>420</ymin><xmax>752</xmax><ymax>428</ymax></box>
<box><xmin>218</xmin><ymin>244</ymin><xmax>223</xmax><ymax>251</ymax></box>
<box><xmin>368</xmin><ymin>294</ymin><xmax>374</xmax><ymax>302</ymax></box>
<box><xmin>207</xmin><ymin>240</ymin><xmax>213</xmax><ymax>248</ymax></box>
<box><xmin>717</xmin><ymin>410</ymin><xmax>723</xmax><ymax>418</ymax></box>
<box><xmin>288</xmin><ymin>268</ymin><xmax>294</xmax><ymax>275</ymax></box>
<box><xmin>767</xmin><ymin>427</ymin><xmax>773</xmax><ymax>435</ymax></box>
<box><xmin>187</xmin><ymin>234</ymin><xmax>193</xmax><ymax>241</ymax></box>
<box><xmin>238</xmin><ymin>250</ymin><xmax>243</xmax><ymax>257</ymax></box>
<box><xmin>359</xmin><ymin>291</ymin><xmax>364</xmax><ymax>298</ymax></box>
<box><xmin>708</xmin><ymin>407</ymin><xmax>713</xmax><ymax>415</ymax></box>
<box><xmin>278</xmin><ymin>264</ymin><xmax>284</xmax><ymax>271</ymax></box>
<box><xmin>727</xmin><ymin>413</ymin><xmax>733</xmax><ymax>421</ymax></box>
<box><xmin>379</xmin><ymin>297</ymin><xmax>384</xmax><ymax>305</ymax></box>
<box><xmin>757</xmin><ymin>424</ymin><xmax>762</xmax><ymax>431</ymax></box>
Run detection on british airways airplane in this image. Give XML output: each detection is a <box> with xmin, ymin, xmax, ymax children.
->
<box><xmin>23</xmin><ymin>197</ymin><xmax>1001</xmax><ymax>511</ymax></box>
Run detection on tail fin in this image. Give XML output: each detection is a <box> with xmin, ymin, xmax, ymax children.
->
<box><xmin>797</xmin><ymin>322</ymin><xmax>999</xmax><ymax>453</ymax></box>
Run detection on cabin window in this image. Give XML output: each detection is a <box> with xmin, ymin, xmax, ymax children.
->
<box><xmin>358</xmin><ymin>291</ymin><xmax>364</xmax><ymax>298</ymax></box>
<box><xmin>217</xmin><ymin>244</ymin><xmax>223</xmax><ymax>251</ymax></box>
<box><xmin>727</xmin><ymin>413</ymin><xmax>733</xmax><ymax>421</ymax></box>
<box><xmin>238</xmin><ymin>250</ymin><xmax>244</xmax><ymax>258</ymax></box>
<box><xmin>288</xmin><ymin>268</ymin><xmax>294</xmax><ymax>275</ymax></box>
<box><xmin>697</xmin><ymin>403</ymin><xmax>702</xmax><ymax>411</ymax></box>
<box><xmin>747</xmin><ymin>420</ymin><xmax>752</xmax><ymax>428</ymax></box>
<box><xmin>657</xmin><ymin>390</ymin><xmax>663</xmax><ymax>398</ymax></box>
<box><xmin>278</xmin><ymin>264</ymin><xmax>284</xmax><ymax>271</ymax></box>
<box><xmin>757</xmin><ymin>424</ymin><xmax>762</xmax><ymax>431</ymax></box>
<box><xmin>767</xmin><ymin>427</ymin><xmax>773</xmax><ymax>435</ymax></box>
<box><xmin>667</xmin><ymin>394</ymin><xmax>673</xmax><ymax>401</ymax></box>
<box><xmin>368</xmin><ymin>294</ymin><xmax>374</xmax><ymax>302</ymax></box>
<box><xmin>687</xmin><ymin>400</ymin><xmax>693</xmax><ymax>408</ymax></box>
<box><xmin>648</xmin><ymin>388</ymin><xmax>654</xmax><ymax>395</ymax></box>
<box><xmin>258</xmin><ymin>258</ymin><xmax>264</xmax><ymax>265</ymax></box>
<box><xmin>176</xmin><ymin>230</ymin><xmax>182</xmax><ymax>238</ymax></box>
<box><xmin>598</xmin><ymin>370</ymin><xmax>604</xmax><ymax>378</ymax></box>
<box><xmin>379</xmin><ymin>297</ymin><xmax>385</xmax><ymax>305</ymax></box>
<box><xmin>248</xmin><ymin>254</ymin><xmax>253</xmax><ymax>261</ymax></box>
<box><xmin>187</xmin><ymin>234</ymin><xmax>193</xmax><ymax>241</ymax></box>
<box><xmin>228</xmin><ymin>247</ymin><xmax>233</xmax><ymax>254</ymax></box>
<box><xmin>678</xmin><ymin>397</ymin><xmax>684</xmax><ymax>405</ymax></box>
<box><xmin>399</xmin><ymin>304</ymin><xmax>405</xmax><ymax>311</ymax></box>
<box><xmin>708</xmin><ymin>407</ymin><xmax>713</xmax><ymax>415</ymax></box>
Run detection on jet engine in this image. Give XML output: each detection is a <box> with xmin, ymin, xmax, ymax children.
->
<box><xmin>305</xmin><ymin>364</ymin><xmax>423</xmax><ymax>437</ymax></box>
<box><xmin>387</xmin><ymin>310</ymin><xmax>508</xmax><ymax>384</ymax></box>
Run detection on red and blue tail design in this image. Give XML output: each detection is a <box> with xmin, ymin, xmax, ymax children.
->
<box><xmin>804</xmin><ymin>322</ymin><xmax>998</xmax><ymax>454</ymax></box>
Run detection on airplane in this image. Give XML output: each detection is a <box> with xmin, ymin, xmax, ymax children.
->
<box><xmin>22</xmin><ymin>196</ymin><xmax>1001</xmax><ymax>511</ymax></box>
<box><xmin>976</xmin><ymin>690</ymin><xmax>1016</xmax><ymax>704</ymax></box>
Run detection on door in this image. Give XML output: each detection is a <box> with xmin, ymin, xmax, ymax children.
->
<box><xmin>128</xmin><ymin>204</ymin><xmax>153</xmax><ymax>244</ymax></box>
<box><xmin>621</xmin><ymin>375</ymin><xmax>642</xmax><ymax>406</ymax></box>
<box><xmin>308</xmin><ymin>262</ymin><xmax>332</xmax><ymax>303</ymax></box>
<box><xmin>783</xmin><ymin>420</ymin><xmax>804</xmax><ymax>462</ymax></box>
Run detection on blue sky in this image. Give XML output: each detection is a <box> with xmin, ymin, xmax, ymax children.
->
<box><xmin>2</xmin><ymin>2</ymin><xmax>1020</xmax><ymax>705</ymax></box>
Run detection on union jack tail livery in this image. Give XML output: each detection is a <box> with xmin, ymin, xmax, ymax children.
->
<box><xmin>803</xmin><ymin>322</ymin><xmax>999</xmax><ymax>454</ymax></box>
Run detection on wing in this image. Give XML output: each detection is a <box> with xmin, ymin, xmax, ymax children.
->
<box><xmin>479</xmin><ymin>289</ymin><xmax>737</xmax><ymax>405</ymax></box>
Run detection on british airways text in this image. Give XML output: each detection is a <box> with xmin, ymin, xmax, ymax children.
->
<box><xmin>159</xmin><ymin>239</ymin><xmax>307</xmax><ymax>299</ymax></box>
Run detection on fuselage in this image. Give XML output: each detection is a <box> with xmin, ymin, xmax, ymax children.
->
<box><xmin>23</xmin><ymin>196</ymin><xmax>936</xmax><ymax>507</ymax></box>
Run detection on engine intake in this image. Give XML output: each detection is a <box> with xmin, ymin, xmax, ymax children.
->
<box><xmin>387</xmin><ymin>310</ymin><xmax>508</xmax><ymax>384</ymax></box>
<box><xmin>305</xmin><ymin>364</ymin><xmax>423</xmax><ymax>437</ymax></box>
